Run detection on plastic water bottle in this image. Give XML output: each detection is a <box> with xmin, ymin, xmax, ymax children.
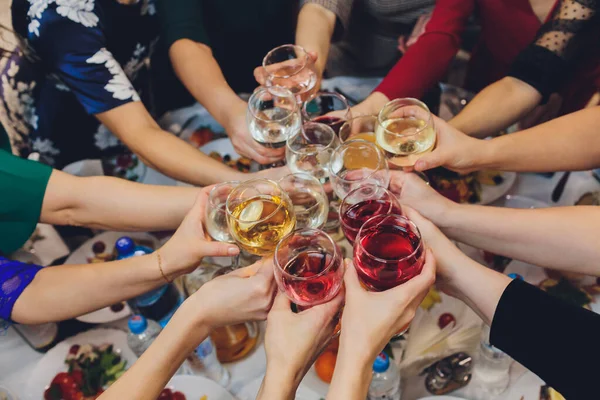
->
<box><xmin>470</xmin><ymin>324</ymin><xmax>513</xmax><ymax>397</ymax></box>
<box><xmin>368</xmin><ymin>352</ymin><xmax>401</xmax><ymax>400</ymax></box>
<box><xmin>187</xmin><ymin>336</ymin><xmax>230</xmax><ymax>387</ymax></box>
<box><xmin>116</xmin><ymin>237</ymin><xmax>183</xmax><ymax>327</ymax></box>
<box><xmin>127</xmin><ymin>315</ymin><xmax>162</xmax><ymax>357</ymax></box>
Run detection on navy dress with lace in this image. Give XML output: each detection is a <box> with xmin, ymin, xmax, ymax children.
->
<box><xmin>0</xmin><ymin>0</ymin><xmax>158</xmax><ymax>168</ymax></box>
<box><xmin>0</xmin><ymin>256</ymin><xmax>43</xmax><ymax>325</ymax></box>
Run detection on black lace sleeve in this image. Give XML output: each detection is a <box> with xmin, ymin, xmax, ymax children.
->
<box><xmin>508</xmin><ymin>0</ymin><xmax>599</xmax><ymax>101</ymax></box>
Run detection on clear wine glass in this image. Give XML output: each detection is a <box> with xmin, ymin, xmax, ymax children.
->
<box><xmin>274</xmin><ymin>228</ymin><xmax>344</xmax><ymax>308</ymax></box>
<box><xmin>339</xmin><ymin>115</ymin><xmax>378</xmax><ymax>143</ymax></box>
<box><xmin>262</xmin><ymin>44</ymin><xmax>319</xmax><ymax>103</ymax></box>
<box><xmin>328</xmin><ymin>139</ymin><xmax>390</xmax><ymax>200</ymax></box>
<box><xmin>339</xmin><ymin>184</ymin><xmax>402</xmax><ymax>244</ymax></box>
<box><xmin>247</xmin><ymin>86</ymin><xmax>301</xmax><ymax>150</ymax></box>
<box><xmin>302</xmin><ymin>91</ymin><xmax>352</xmax><ymax>135</ymax></box>
<box><xmin>375</xmin><ymin>98</ymin><xmax>436</xmax><ymax>168</ymax></box>
<box><xmin>226</xmin><ymin>178</ymin><xmax>296</xmax><ymax>256</ymax></box>
<box><xmin>278</xmin><ymin>173</ymin><xmax>329</xmax><ymax>230</ymax></box>
<box><xmin>286</xmin><ymin>122</ymin><xmax>339</xmax><ymax>182</ymax></box>
<box><xmin>206</xmin><ymin>181</ymin><xmax>240</xmax><ymax>270</ymax></box>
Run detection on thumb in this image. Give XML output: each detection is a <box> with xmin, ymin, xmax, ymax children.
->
<box><xmin>307</xmin><ymin>50</ymin><xmax>319</xmax><ymax>63</ymax></box>
<box><xmin>343</xmin><ymin>259</ymin><xmax>362</xmax><ymax>292</ymax></box>
<box><xmin>199</xmin><ymin>240</ymin><xmax>239</xmax><ymax>258</ymax></box>
<box><xmin>414</xmin><ymin>148</ymin><xmax>445</xmax><ymax>172</ymax></box>
<box><xmin>272</xmin><ymin>290</ymin><xmax>292</xmax><ymax>312</ymax></box>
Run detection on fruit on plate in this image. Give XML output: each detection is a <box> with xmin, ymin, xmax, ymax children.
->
<box><xmin>426</xmin><ymin>167</ymin><xmax>505</xmax><ymax>204</ymax></box>
<box><xmin>157</xmin><ymin>388</ymin><xmax>187</xmax><ymax>400</ymax></box>
<box><xmin>420</xmin><ymin>287</ymin><xmax>442</xmax><ymax>311</ymax></box>
<box><xmin>438</xmin><ymin>313</ymin><xmax>456</xmax><ymax>329</ymax></box>
<box><xmin>315</xmin><ymin>350</ymin><xmax>337</xmax><ymax>383</ymax></box>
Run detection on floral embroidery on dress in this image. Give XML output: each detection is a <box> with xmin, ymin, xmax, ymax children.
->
<box><xmin>86</xmin><ymin>48</ymin><xmax>140</xmax><ymax>101</ymax></box>
<box><xmin>94</xmin><ymin>124</ymin><xmax>120</xmax><ymax>150</ymax></box>
<box><xmin>141</xmin><ymin>0</ymin><xmax>156</xmax><ymax>16</ymax></box>
<box><xmin>0</xmin><ymin>60</ymin><xmax>39</xmax><ymax>139</ymax></box>
<box><xmin>123</xmin><ymin>43</ymin><xmax>147</xmax><ymax>80</ymax></box>
<box><xmin>55</xmin><ymin>0</ymin><xmax>99</xmax><ymax>28</ymax></box>
<box><xmin>31</xmin><ymin>137</ymin><xmax>60</xmax><ymax>164</ymax></box>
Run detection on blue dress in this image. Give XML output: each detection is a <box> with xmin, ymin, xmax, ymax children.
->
<box><xmin>1</xmin><ymin>0</ymin><xmax>158</xmax><ymax>170</ymax></box>
<box><xmin>0</xmin><ymin>256</ymin><xmax>43</xmax><ymax>326</ymax></box>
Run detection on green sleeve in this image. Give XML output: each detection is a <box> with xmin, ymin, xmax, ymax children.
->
<box><xmin>0</xmin><ymin>147</ymin><xmax>52</xmax><ymax>256</ymax></box>
<box><xmin>157</xmin><ymin>0</ymin><xmax>210</xmax><ymax>51</ymax></box>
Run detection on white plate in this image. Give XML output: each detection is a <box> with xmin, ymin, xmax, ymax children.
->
<box><xmin>417</xmin><ymin>397</ymin><xmax>465</xmax><ymax>400</ymax></box>
<box><xmin>504</xmin><ymin>195</ymin><xmax>549</xmax><ymax>209</ymax></box>
<box><xmin>200</xmin><ymin>138</ymin><xmax>239</xmax><ymax>159</ymax></box>
<box><xmin>26</xmin><ymin>329</ymin><xmax>137</xmax><ymax>400</ymax></box>
<box><xmin>479</xmin><ymin>172</ymin><xmax>517</xmax><ymax>205</ymax></box>
<box><xmin>502</xmin><ymin>371</ymin><xmax>545</xmax><ymax>400</ymax></box>
<box><xmin>237</xmin><ymin>376</ymin><xmax>322</xmax><ymax>400</ymax></box>
<box><xmin>66</xmin><ymin>231</ymin><xmax>158</xmax><ymax>323</ymax></box>
<box><xmin>166</xmin><ymin>375</ymin><xmax>235</xmax><ymax>400</ymax></box>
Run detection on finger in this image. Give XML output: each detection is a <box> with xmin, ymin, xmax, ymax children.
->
<box><xmin>255</xmin><ymin>257</ymin><xmax>275</xmax><ymax>280</ymax></box>
<box><xmin>307</xmin><ymin>51</ymin><xmax>319</xmax><ymax>63</ymax></box>
<box><xmin>231</xmin><ymin>257</ymin><xmax>267</xmax><ymax>278</ymax></box>
<box><xmin>414</xmin><ymin>149</ymin><xmax>446</xmax><ymax>172</ymax></box>
<box><xmin>271</xmin><ymin>290</ymin><xmax>292</xmax><ymax>312</ymax></box>
<box><xmin>343</xmin><ymin>259</ymin><xmax>363</xmax><ymax>293</ymax></box>
<box><xmin>397</xmin><ymin>249</ymin><xmax>436</xmax><ymax>299</ymax></box>
<box><xmin>389</xmin><ymin>170</ymin><xmax>408</xmax><ymax>194</ymax></box>
<box><xmin>200</xmin><ymin>241</ymin><xmax>240</xmax><ymax>258</ymax></box>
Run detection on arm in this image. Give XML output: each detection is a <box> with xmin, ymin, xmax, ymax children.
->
<box><xmin>40</xmin><ymin>169</ymin><xmax>198</xmax><ymax>231</ymax></box>
<box><xmin>295</xmin><ymin>3</ymin><xmax>337</xmax><ymax>78</ymax></box>
<box><xmin>353</xmin><ymin>0</ymin><xmax>474</xmax><ymax>116</ymax></box>
<box><xmin>450</xmin><ymin>0</ymin><xmax>599</xmax><ymax>137</ymax></box>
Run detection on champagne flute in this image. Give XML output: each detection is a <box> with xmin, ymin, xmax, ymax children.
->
<box><xmin>302</xmin><ymin>91</ymin><xmax>352</xmax><ymax>135</ymax></box>
<box><xmin>375</xmin><ymin>98</ymin><xmax>436</xmax><ymax>168</ymax></box>
<box><xmin>206</xmin><ymin>181</ymin><xmax>240</xmax><ymax>270</ymax></box>
<box><xmin>262</xmin><ymin>44</ymin><xmax>318</xmax><ymax>103</ymax></box>
<box><xmin>328</xmin><ymin>139</ymin><xmax>390</xmax><ymax>200</ymax></box>
<box><xmin>339</xmin><ymin>115</ymin><xmax>378</xmax><ymax>144</ymax></box>
<box><xmin>278</xmin><ymin>173</ymin><xmax>328</xmax><ymax>229</ymax></box>
<box><xmin>226</xmin><ymin>178</ymin><xmax>296</xmax><ymax>256</ymax></box>
<box><xmin>286</xmin><ymin>122</ymin><xmax>339</xmax><ymax>182</ymax></box>
<box><xmin>274</xmin><ymin>228</ymin><xmax>344</xmax><ymax>308</ymax></box>
<box><xmin>247</xmin><ymin>86</ymin><xmax>301</xmax><ymax>150</ymax></box>
<box><xmin>339</xmin><ymin>184</ymin><xmax>402</xmax><ymax>244</ymax></box>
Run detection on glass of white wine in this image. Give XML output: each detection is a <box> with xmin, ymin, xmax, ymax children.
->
<box><xmin>226</xmin><ymin>179</ymin><xmax>296</xmax><ymax>256</ymax></box>
<box><xmin>206</xmin><ymin>181</ymin><xmax>240</xmax><ymax>270</ymax></box>
<box><xmin>375</xmin><ymin>98</ymin><xmax>436</xmax><ymax>168</ymax></box>
<box><xmin>247</xmin><ymin>86</ymin><xmax>301</xmax><ymax>150</ymax></box>
<box><xmin>262</xmin><ymin>44</ymin><xmax>318</xmax><ymax>103</ymax></box>
<box><xmin>286</xmin><ymin>122</ymin><xmax>340</xmax><ymax>182</ymax></box>
<box><xmin>328</xmin><ymin>139</ymin><xmax>390</xmax><ymax>200</ymax></box>
<box><xmin>339</xmin><ymin>115</ymin><xmax>378</xmax><ymax>144</ymax></box>
<box><xmin>278</xmin><ymin>173</ymin><xmax>328</xmax><ymax>230</ymax></box>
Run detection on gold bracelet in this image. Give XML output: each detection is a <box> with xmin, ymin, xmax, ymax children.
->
<box><xmin>156</xmin><ymin>251</ymin><xmax>171</xmax><ymax>283</ymax></box>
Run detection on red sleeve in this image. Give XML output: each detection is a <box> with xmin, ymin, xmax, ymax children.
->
<box><xmin>374</xmin><ymin>0</ymin><xmax>475</xmax><ymax>100</ymax></box>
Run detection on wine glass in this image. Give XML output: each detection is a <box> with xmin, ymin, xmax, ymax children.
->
<box><xmin>375</xmin><ymin>98</ymin><xmax>436</xmax><ymax>168</ymax></box>
<box><xmin>278</xmin><ymin>173</ymin><xmax>329</xmax><ymax>229</ymax></box>
<box><xmin>286</xmin><ymin>122</ymin><xmax>339</xmax><ymax>182</ymax></box>
<box><xmin>262</xmin><ymin>44</ymin><xmax>318</xmax><ymax>103</ymax></box>
<box><xmin>353</xmin><ymin>214</ymin><xmax>424</xmax><ymax>291</ymax></box>
<box><xmin>339</xmin><ymin>115</ymin><xmax>378</xmax><ymax>143</ymax></box>
<box><xmin>328</xmin><ymin>139</ymin><xmax>390</xmax><ymax>200</ymax></box>
<box><xmin>247</xmin><ymin>86</ymin><xmax>302</xmax><ymax>150</ymax></box>
<box><xmin>274</xmin><ymin>228</ymin><xmax>344</xmax><ymax>308</ymax></box>
<box><xmin>339</xmin><ymin>184</ymin><xmax>402</xmax><ymax>243</ymax></box>
<box><xmin>226</xmin><ymin>178</ymin><xmax>296</xmax><ymax>256</ymax></box>
<box><xmin>302</xmin><ymin>91</ymin><xmax>352</xmax><ymax>135</ymax></box>
<box><xmin>206</xmin><ymin>181</ymin><xmax>241</xmax><ymax>270</ymax></box>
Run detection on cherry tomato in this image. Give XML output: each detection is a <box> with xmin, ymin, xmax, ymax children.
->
<box><xmin>62</xmin><ymin>388</ymin><xmax>84</xmax><ymax>400</ymax></box>
<box><xmin>52</xmin><ymin>372</ymin><xmax>76</xmax><ymax>391</ymax></box>
<box><xmin>438</xmin><ymin>313</ymin><xmax>456</xmax><ymax>329</ymax></box>
<box><xmin>44</xmin><ymin>384</ymin><xmax>62</xmax><ymax>400</ymax></box>
<box><xmin>157</xmin><ymin>389</ymin><xmax>173</xmax><ymax>400</ymax></box>
<box><xmin>70</xmin><ymin>370</ymin><xmax>84</xmax><ymax>386</ymax></box>
<box><xmin>172</xmin><ymin>391</ymin><xmax>186</xmax><ymax>400</ymax></box>
<box><xmin>68</xmin><ymin>345</ymin><xmax>80</xmax><ymax>355</ymax></box>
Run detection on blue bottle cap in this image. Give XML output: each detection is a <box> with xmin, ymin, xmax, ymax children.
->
<box><xmin>373</xmin><ymin>352</ymin><xmax>390</xmax><ymax>373</ymax></box>
<box><xmin>115</xmin><ymin>236</ymin><xmax>135</xmax><ymax>256</ymax></box>
<box><xmin>128</xmin><ymin>315</ymin><xmax>148</xmax><ymax>334</ymax></box>
<box><xmin>507</xmin><ymin>273</ymin><xmax>524</xmax><ymax>280</ymax></box>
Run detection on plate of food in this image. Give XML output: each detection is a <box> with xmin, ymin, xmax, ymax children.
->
<box><xmin>161</xmin><ymin>376</ymin><xmax>235</xmax><ymax>400</ymax></box>
<box><xmin>26</xmin><ymin>329</ymin><xmax>136</xmax><ymax>400</ymax></box>
<box><xmin>66</xmin><ymin>231</ymin><xmax>159</xmax><ymax>324</ymax></box>
<box><xmin>426</xmin><ymin>167</ymin><xmax>517</xmax><ymax>205</ymax></box>
<box><xmin>201</xmin><ymin>138</ymin><xmax>253</xmax><ymax>174</ymax></box>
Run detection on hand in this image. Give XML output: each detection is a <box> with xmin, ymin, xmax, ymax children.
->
<box><xmin>262</xmin><ymin>290</ymin><xmax>344</xmax><ymax>387</ymax></box>
<box><xmin>224</xmin><ymin>99</ymin><xmax>285</xmax><ymax>165</ymax></box>
<box><xmin>413</xmin><ymin>115</ymin><xmax>488</xmax><ymax>173</ymax></box>
<box><xmin>340</xmin><ymin>255</ymin><xmax>436</xmax><ymax>362</ymax></box>
<box><xmin>186</xmin><ymin>257</ymin><xmax>277</xmax><ymax>328</ymax></box>
<box><xmin>389</xmin><ymin>171</ymin><xmax>457</xmax><ymax>228</ymax></box>
<box><xmin>159</xmin><ymin>189</ymin><xmax>239</xmax><ymax>278</ymax></box>
<box><xmin>254</xmin><ymin>51</ymin><xmax>319</xmax><ymax>86</ymax></box>
<box><xmin>349</xmin><ymin>92</ymin><xmax>390</xmax><ymax>117</ymax></box>
<box><xmin>517</xmin><ymin>93</ymin><xmax>563</xmax><ymax>130</ymax></box>
<box><xmin>397</xmin><ymin>13</ymin><xmax>431</xmax><ymax>54</ymax></box>
<box><xmin>252</xmin><ymin>165</ymin><xmax>292</xmax><ymax>181</ymax></box>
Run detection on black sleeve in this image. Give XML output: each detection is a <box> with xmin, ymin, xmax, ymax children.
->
<box><xmin>490</xmin><ymin>279</ymin><xmax>600</xmax><ymax>399</ymax></box>
<box><xmin>156</xmin><ymin>0</ymin><xmax>209</xmax><ymax>51</ymax></box>
<box><xmin>508</xmin><ymin>0</ymin><xmax>599</xmax><ymax>101</ymax></box>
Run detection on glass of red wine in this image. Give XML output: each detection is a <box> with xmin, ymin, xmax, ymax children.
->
<box><xmin>353</xmin><ymin>214</ymin><xmax>424</xmax><ymax>292</ymax></box>
<box><xmin>302</xmin><ymin>91</ymin><xmax>352</xmax><ymax>135</ymax></box>
<box><xmin>340</xmin><ymin>184</ymin><xmax>402</xmax><ymax>243</ymax></box>
<box><xmin>274</xmin><ymin>228</ymin><xmax>344</xmax><ymax>308</ymax></box>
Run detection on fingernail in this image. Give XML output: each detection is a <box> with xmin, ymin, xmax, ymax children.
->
<box><xmin>228</xmin><ymin>247</ymin><xmax>240</xmax><ymax>255</ymax></box>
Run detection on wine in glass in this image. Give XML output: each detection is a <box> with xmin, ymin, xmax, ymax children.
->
<box><xmin>339</xmin><ymin>184</ymin><xmax>402</xmax><ymax>243</ymax></box>
<box><xmin>339</xmin><ymin>115</ymin><xmax>378</xmax><ymax>144</ymax></box>
<box><xmin>263</xmin><ymin>44</ymin><xmax>319</xmax><ymax>103</ymax></box>
<box><xmin>353</xmin><ymin>214</ymin><xmax>424</xmax><ymax>291</ymax></box>
<box><xmin>375</xmin><ymin>98</ymin><xmax>436</xmax><ymax>168</ymax></box>
<box><xmin>278</xmin><ymin>173</ymin><xmax>328</xmax><ymax>230</ymax></box>
<box><xmin>226</xmin><ymin>179</ymin><xmax>296</xmax><ymax>256</ymax></box>
<box><xmin>274</xmin><ymin>228</ymin><xmax>344</xmax><ymax>307</ymax></box>
<box><xmin>328</xmin><ymin>139</ymin><xmax>390</xmax><ymax>200</ymax></box>
<box><xmin>286</xmin><ymin>122</ymin><xmax>339</xmax><ymax>182</ymax></box>
<box><xmin>206</xmin><ymin>181</ymin><xmax>241</xmax><ymax>271</ymax></box>
<box><xmin>247</xmin><ymin>86</ymin><xmax>301</xmax><ymax>149</ymax></box>
<box><xmin>302</xmin><ymin>91</ymin><xmax>351</xmax><ymax>135</ymax></box>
